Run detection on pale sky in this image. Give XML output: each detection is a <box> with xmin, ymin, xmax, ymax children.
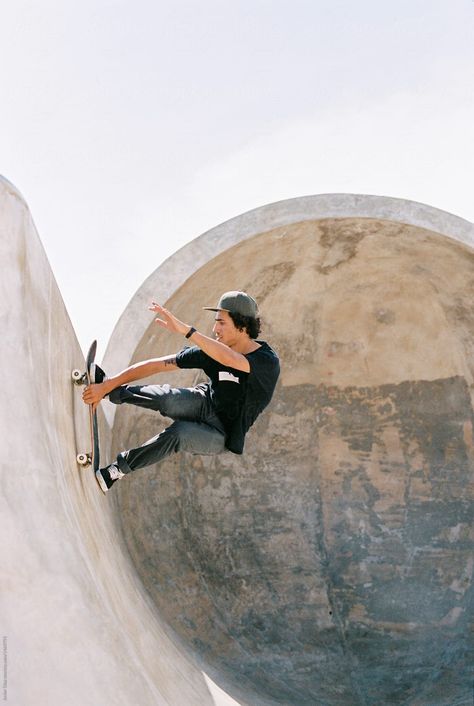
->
<box><xmin>1</xmin><ymin>1</ymin><xmax>473</xmax><ymax>359</ymax></box>
<box><xmin>0</xmin><ymin>2</ymin><xmax>472</xmax><ymax>704</ymax></box>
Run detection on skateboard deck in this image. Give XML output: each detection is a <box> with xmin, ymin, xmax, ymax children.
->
<box><xmin>73</xmin><ymin>340</ymin><xmax>100</xmax><ymax>471</ymax></box>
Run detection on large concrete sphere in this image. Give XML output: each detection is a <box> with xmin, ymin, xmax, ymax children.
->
<box><xmin>107</xmin><ymin>197</ymin><xmax>474</xmax><ymax>706</ymax></box>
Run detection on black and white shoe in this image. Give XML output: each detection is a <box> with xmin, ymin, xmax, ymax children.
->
<box><xmin>95</xmin><ymin>463</ymin><xmax>124</xmax><ymax>494</ymax></box>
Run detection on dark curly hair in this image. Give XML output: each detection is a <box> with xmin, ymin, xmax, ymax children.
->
<box><xmin>229</xmin><ymin>311</ymin><xmax>261</xmax><ymax>339</ymax></box>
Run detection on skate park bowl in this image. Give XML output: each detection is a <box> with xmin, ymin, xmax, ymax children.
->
<box><xmin>1</xmin><ymin>173</ymin><xmax>473</xmax><ymax>706</ymax></box>
<box><xmin>106</xmin><ymin>194</ymin><xmax>474</xmax><ymax>706</ymax></box>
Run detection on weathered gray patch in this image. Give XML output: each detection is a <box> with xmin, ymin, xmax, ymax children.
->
<box><xmin>115</xmin><ymin>375</ymin><xmax>474</xmax><ymax>705</ymax></box>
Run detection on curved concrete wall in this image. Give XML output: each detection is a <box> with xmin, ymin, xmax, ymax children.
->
<box><xmin>0</xmin><ymin>176</ymin><xmax>217</xmax><ymax>706</ymax></box>
<box><xmin>104</xmin><ymin>194</ymin><xmax>474</xmax><ymax>388</ymax></box>
<box><xmin>3</xmin><ymin>175</ymin><xmax>473</xmax><ymax>706</ymax></box>
<box><xmin>105</xmin><ymin>196</ymin><xmax>474</xmax><ymax>706</ymax></box>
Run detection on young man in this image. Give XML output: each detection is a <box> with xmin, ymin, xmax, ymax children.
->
<box><xmin>83</xmin><ymin>291</ymin><xmax>280</xmax><ymax>493</ymax></box>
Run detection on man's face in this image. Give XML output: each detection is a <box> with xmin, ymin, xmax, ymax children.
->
<box><xmin>212</xmin><ymin>309</ymin><xmax>241</xmax><ymax>346</ymax></box>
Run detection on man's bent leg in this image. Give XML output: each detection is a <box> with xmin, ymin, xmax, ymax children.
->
<box><xmin>116</xmin><ymin>420</ymin><xmax>226</xmax><ymax>474</ymax></box>
<box><xmin>109</xmin><ymin>383</ymin><xmax>208</xmax><ymax>421</ymax></box>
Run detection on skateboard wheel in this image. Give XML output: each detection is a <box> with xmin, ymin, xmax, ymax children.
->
<box><xmin>71</xmin><ymin>369</ymin><xmax>84</xmax><ymax>384</ymax></box>
<box><xmin>76</xmin><ymin>452</ymin><xmax>91</xmax><ymax>467</ymax></box>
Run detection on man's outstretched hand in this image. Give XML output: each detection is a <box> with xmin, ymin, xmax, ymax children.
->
<box><xmin>149</xmin><ymin>301</ymin><xmax>189</xmax><ymax>336</ymax></box>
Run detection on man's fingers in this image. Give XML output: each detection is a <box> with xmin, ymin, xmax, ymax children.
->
<box><xmin>149</xmin><ymin>300</ymin><xmax>182</xmax><ymax>334</ymax></box>
<box><xmin>153</xmin><ymin>317</ymin><xmax>167</xmax><ymax>326</ymax></box>
<box><xmin>82</xmin><ymin>384</ymin><xmax>103</xmax><ymax>407</ymax></box>
<box><xmin>149</xmin><ymin>301</ymin><xmax>165</xmax><ymax>312</ymax></box>
<box><xmin>150</xmin><ymin>301</ymin><xmax>171</xmax><ymax>318</ymax></box>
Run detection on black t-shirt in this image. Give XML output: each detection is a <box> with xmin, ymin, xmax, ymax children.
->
<box><xmin>175</xmin><ymin>341</ymin><xmax>280</xmax><ymax>454</ymax></box>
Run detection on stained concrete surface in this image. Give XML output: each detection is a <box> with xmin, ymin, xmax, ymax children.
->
<box><xmin>0</xmin><ymin>176</ymin><xmax>220</xmax><ymax>706</ymax></box>
<box><xmin>2</xmin><ymin>174</ymin><xmax>473</xmax><ymax>706</ymax></box>
<box><xmin>108</xmin><ymin>209</ymin><xmax>474</xmax><ymax>705</ymax></box>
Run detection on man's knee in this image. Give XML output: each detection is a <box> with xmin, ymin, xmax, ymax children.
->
<box><xmin>108</xmin><ymin>386</ymin><xmax>125</xmax><ymax>405</ymax></box>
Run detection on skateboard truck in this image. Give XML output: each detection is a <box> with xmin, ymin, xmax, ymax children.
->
<box><xmin>71</xmin><ymin>368</ymin><xmax>87</xmax><ymax>385</ymax></box>
<box><xmin>76</xmin><ymin>452</ymin><xmax>92</xmax><ymax>467</ymax></box>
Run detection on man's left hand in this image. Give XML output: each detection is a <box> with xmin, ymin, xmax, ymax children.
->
<box><xmin>149</xmin><ymin>301</ymin><xmax>189</xmax><ymax>336</ymax></box>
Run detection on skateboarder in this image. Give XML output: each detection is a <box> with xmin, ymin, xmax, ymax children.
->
<box><xmin>82</xmin><ymin>291</ymin><xmax>280</xmax><ymax>493</ymax></box>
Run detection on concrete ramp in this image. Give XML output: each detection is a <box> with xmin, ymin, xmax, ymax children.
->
<box><xmin>2</xmin><ymin>175</ymin><xmax>473</xmax><ymax>706</ymax></box>
<box><xmin>106</xmin><ymin>194</ymin><xmax>474</xmax><ymax>706</ymax></box>
<box><xmin>0</xmin><ymin>176</ymin><xmax>218</xmax><ymax>706</ymax></box>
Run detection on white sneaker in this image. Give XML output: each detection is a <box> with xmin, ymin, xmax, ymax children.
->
<box><xmin>95</xmin><ymin>463</ymin><xmax>124</xmax><ymax>493</ymax></box>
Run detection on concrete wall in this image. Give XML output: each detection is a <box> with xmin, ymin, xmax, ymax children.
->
<box><xmin>104</xmin><ymin>194</ymin><xmax>474</xmax><ymax>398</ymax></box>
<box><xmin>106</xmin><ymin>197</ymin><xmax>474</xmax><ymax>706</ymax></box>
<box><xmin>2</xmin><ymin>174</ymin><xmax>472</xmax><ymax>706</ymax></box>
<box><xmin>0</xmin><ymin>176</ymin><xmax>217</xmax><ymax>706</ymax></box>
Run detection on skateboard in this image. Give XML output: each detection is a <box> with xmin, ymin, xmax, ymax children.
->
<box><xmin>72</xmin><ymin>340</ymin><xmax>100</xmax><ymax>472</ymax></box>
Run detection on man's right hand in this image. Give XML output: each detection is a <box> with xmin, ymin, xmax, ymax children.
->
<box><xmin>82</xmin><ymin>381</ymin><xmax>110</xmax><ymax>411</ymax></box>
<box><xmin>81</xmin><ymin>354</ymin><xmax>179</xmax><ymax>412</ymax></box>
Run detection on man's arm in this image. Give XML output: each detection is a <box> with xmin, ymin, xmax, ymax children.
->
<box><xmin>150</xmin><ymin>301</ymin><xmax>251</xmax><ymax>372</ymax></box>
<box><xmin>82</xmin><ymin>355</ymin><xmax>177</xmax><ymax>408</ymax></box>
<box><xmin>184</xmin><ymin>329</ymin><xmax>250</xmax><ymax>372</ymax></box>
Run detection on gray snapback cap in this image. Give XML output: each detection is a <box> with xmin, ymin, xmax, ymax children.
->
<box><xmin>203</xmin><ymin>291</ymin><xmax>259</xmax><ymax>318</ymax></box>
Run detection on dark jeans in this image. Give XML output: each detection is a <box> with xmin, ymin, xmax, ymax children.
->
<box><xmin>109</xmin><ymin>383</ymin><xmax>226</xmax><ymax>474</ymax></box>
